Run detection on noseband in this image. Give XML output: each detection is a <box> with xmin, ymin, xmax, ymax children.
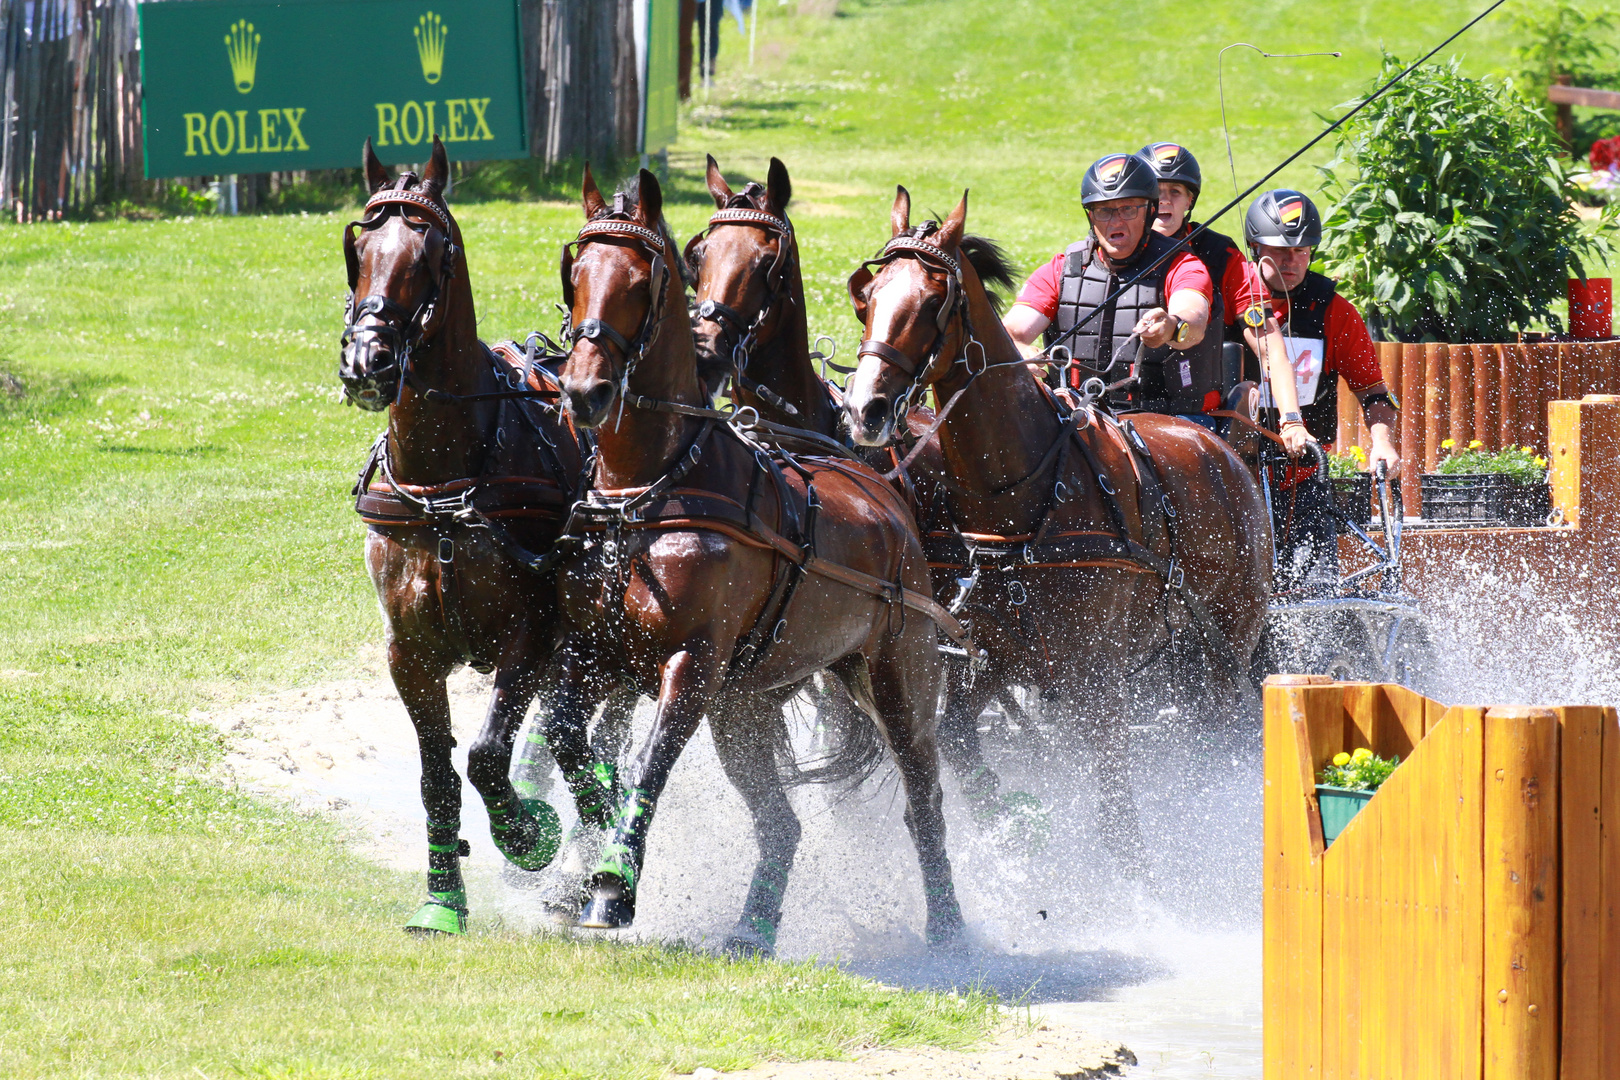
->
<box><xmin>686</xmin><ymin>196</ymin><xmax>795</xmax><ymax>387</ymax></box>
<box><xmin>560</xmin><ymin>207</ymin><xmax>672</xmax><ymax>404</ymax></box>
<box><xmin>340</xmin><ymin>187</ymin><xmax>460</xmax><ymax>407</ymax></box>
<box><xmin>849</xmin><ymin>231</ymin><xmax>977</xmax><ymax>435</ymax></box>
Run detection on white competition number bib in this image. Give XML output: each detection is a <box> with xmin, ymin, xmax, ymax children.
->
<box><xmin>1258</xmin><ymin>335</ymin><xmax>1326</xmax><ymax>409</ymax></box>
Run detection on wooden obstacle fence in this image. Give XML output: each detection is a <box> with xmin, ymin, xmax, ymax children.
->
<box><xmin>1334</xmin><ymin>341</ymin><xmax>1620</xmax><ymax>514</ymax></box>
<box><xmin>1264</xmin><ymin>675</ymin><xmax>1620</xmax><ymax>1079</ymax></box>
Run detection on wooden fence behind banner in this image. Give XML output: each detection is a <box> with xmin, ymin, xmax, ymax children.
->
<box><xmin>0</xmin><ymin>0</ymin><xmax>641</xmax><ymax>219</ymax></box>
<box><xmin>1263</xmin><ymin>676</ymin><xmax>1620</xmax><ymax>1080</ymax></box>
<box><xmin>0</xmin><ymin>0</ymin><xmax>142</xmax><ymax>220</ymax></box>
<box><xmin>1334</xmin><ymin>340</ymin><xmax>1620</xmax><ymax>514</ymax></box>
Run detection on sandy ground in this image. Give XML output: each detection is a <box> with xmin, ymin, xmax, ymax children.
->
<box><xmin>199</xmin><ymin>655</ymin><xmax>1271</xmax><ymax>1077</ymax></box>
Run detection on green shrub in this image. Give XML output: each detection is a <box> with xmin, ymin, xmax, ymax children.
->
<box><xmin>1318</xmin><ymin>54</ymin><xmax>1616</xmax><ymax>343</ymax></box>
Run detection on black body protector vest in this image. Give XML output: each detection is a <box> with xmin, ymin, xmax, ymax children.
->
<box><xmin>1044</xmin><ymin>229</ymin><xmax>1225</xmax><ymax>414</ymax></box>
<box><xmin>1247</xmin><ymin>270</ymin><xmax>1341</xmax><ymax>444</ymax></box>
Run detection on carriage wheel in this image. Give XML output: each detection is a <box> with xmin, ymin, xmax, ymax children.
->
<box><xmin>1381</xmin><ymin>616</ymin><xmax>1438</xmax><ymax>696</ymax></box>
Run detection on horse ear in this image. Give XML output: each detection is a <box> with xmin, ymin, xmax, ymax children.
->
<box><xmin>766</xmin><ymin>157</ymin><xmax>792</xmax><ymax>216</ymax></box>
<box><xmin>363</xmin><ymin>139</ymin><xmax>390</xmax><ymax>194</ymax></box>
<box><xmin>848</xmin><ymin>265</ymin><xmax>875</xmax><ymax>327</ymax></box>
<box><xmin>890</xmin><ymin>185</ymin><xmax>911</xmax><ymax>236</ymax></box>
<box><xmin>638</xmin><ymin>168</ymin><xmax>664</xmax><ymax>228</ymax></box>
<box><xmin>936</xmin><ymin>189</ymin><xmax>969</xmax><ymax>251</ymax></box>
<box><xmin>706</xmin><ymin>154</ymin><xmax>732</xmax><ymax>209</ymax></box>
<box><xmin>582</xmin><ymin>161</ymin><xmax>607</xmax><ymax>219</ymax></box>
<box><xmin>420</xmin><ymin>136</ymin><xmax>450</xmax><ymax>197</ymax></box>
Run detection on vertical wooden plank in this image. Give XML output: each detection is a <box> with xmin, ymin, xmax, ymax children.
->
<box><xmin>1441</xmin><ymin>706</ymin><xmax>1487</xmax><ymax>1080</ymax></box>
<box><xmin>1402</xmin><ymin>343</ymin><xmax>1426</xmax><ymax>514</ymax></box>
<box><xmin>1483</xmin><ymin>706</ymin><xmax>1560</xmax><ymax>1080</ymax></box>
<box><xmin>1560</xmin><ymin>705</ymin><xmax>1605</xmax><ymax>1080</ymax></box>
<box><xmin>1549</xmin><ymin>399</ymin><xmax>1583</xmax><ymax>528</ymax></box>
<box><xmin>1338</xmin><ymin>372</ymin><xmax>1363</xmax><ymax>452</ymax></box>
<box><xmin>1265</xmin><ymin>676</ymin><xmax>1333</xmax><ymax>1080</ymax></box>
<box><xmin>1602</xmin><ymin>707</ymin><xmax>1620</xmax><ymax>1080</ymax></box>
<box><xmin>1450</xmin><ymin>344</ymin><xmax>1475</xmax><ymax>452</ymax></box>
<box><xmin>1477</xmin><ymin>344</ymin><xmax>1496</xmax><ymax>450</ymax></box>
<box><xmin>1425</xmin><ymin>343</ymin><xmax>1450</xmax><ymax>474</ymax></box>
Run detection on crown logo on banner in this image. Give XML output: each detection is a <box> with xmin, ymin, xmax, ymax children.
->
<box><xmin>415</xmin><ymin>12</ymin><xmax>447</xmax><ymax>85</ymax></box>
<box><xmin>224</xmin><ymin>20</ymin><xmax>260</xmax><ymax>94</ymax></box>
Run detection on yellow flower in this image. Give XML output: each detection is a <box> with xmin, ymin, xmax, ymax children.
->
<box><xmin>1441</xmin><ymin>438</ymin><xmax>1455</xmax><ymax>450</ymax></box>
<box><xmin>1522</xmin><ymin>446</ymin><xmax>1533</xmax><ymax>453</ymax></box>
<box><xmin>1332</xmin><ymin>752</ymin><xmax>1352</xmax><ymax>766</ymax></box>
<box><xmin>1469</xmin><ymin>440</ymin><xmax>1483</xmax><ymax>450</ymax></box>
<box><xmin>1352</xmin><ymin>747</ymin><xmax>1374</xmax><ymax>761</ymax></box>
<box><xmin>1350</xmin><ymin>445</ymin><xmax>1368</xmax><ymax>462</ymax></box>
<box><xmin>1535</xmin><ymin>456</ymin><xmax>1548</xmax><ymax>467</ymax></box>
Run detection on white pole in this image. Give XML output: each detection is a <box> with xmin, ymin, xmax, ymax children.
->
<box><xmin>700</xmin><ymin>0</ymin><xmax>710</xmax><ymax>97</ymax></box>
<box><xmin>749</xmin><ymin>0</ymin><xmax>757</xmax><ymax>68</ymax></box>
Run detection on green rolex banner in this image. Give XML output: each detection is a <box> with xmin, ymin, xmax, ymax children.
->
<box><xmin>138</xmin><ymin>0</ymin><xmax>527</xmax><ymax>179</ymax></box>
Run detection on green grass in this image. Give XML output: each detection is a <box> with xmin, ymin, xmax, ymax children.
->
<box><xmin>0</xmin><ymin>0</ymin><xmax>1539</xmax><ymax>1075</ymax></box>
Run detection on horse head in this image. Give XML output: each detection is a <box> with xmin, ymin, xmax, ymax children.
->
<box><xmin>843</xmin><ymin>187</ymin><xmax>975</xmax><ymax>446</ymax></box>
<box><xmin>685</xmin><ymin>155</ymin><xmax>795</xmax><ymax>395</ymax></box>
<box><xmin>558</xmin><ymin>165</ymin><xmax>686</xmax><ymax>429</ymax></box>
<box><xmin>338</xmin><ymin>136</ymin><xmax>461</xmax><ymax>411</ymax></box>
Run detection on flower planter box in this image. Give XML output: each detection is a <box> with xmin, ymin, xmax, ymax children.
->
<box><xmin>1315</xmin><ymin>784</ymin><xmax>1374</xmax><ymax>844</ymax></box>
<box><xmin>1418</xmin><ymin>473</ymin><xmax>1552</xmax><ymax>525</ymax></box>
<box><xmin>1329</xmin><ymin>475</ymin><xmax>1373</xmax><ymax>533</ymax></box>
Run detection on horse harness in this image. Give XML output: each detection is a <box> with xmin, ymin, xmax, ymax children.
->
<box><xmin>551</xmin><ymin>215</ymin><xmax>981</xmax><ymax>675</ymax></box>
<box><xmin>352</xmin><ymin>343</ymin><xmax>587</xmax><ymax>670</ymax></box>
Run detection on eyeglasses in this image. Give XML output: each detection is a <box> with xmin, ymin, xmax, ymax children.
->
<box><xmin>1088</xmin><ymin>203</ymin><xmax>1148</xmax><ymax>224</ymax></box>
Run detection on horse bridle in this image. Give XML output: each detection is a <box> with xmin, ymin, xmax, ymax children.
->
<box><xmin>560</xmin><ymin>202</ymin><xmax>672</xmax><ymax>404</ymax></box>
<box><xmin>340</xmin><ymin>186</ymin><xmax>460</xmax><ymax>408</ymax></box>
<box><xmin>848</xmin><ymin>230</ymin><xmax>976</xmax><ymax>435</ymax></box>
<box><xmin>685</xmin><ymin>193</ymin><xmax>795</xmax><ymax>386</ymax></box>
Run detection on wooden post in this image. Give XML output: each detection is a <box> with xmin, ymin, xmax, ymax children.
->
<box><xmin>1602</xmin><ymin>707</ymin><xmax>1620</xmax><ymax>1079</ymax></box>
<box><xmin>1263</xmin><ymin>674</ymin><xmax>1334</xmax><ymax>1080</ymax></box>
<box><xmin>1560</xmin><ymin>706</ymin><xmax>1607</xmax><ymax>1080</ymax></box>
<box><xmin>1424</xmin><ymin>342</ymin><xmax>1450</xmax><ymax>473</ymax></box>
<box><xmin>1450</xmin><ymin>343</ymin><xmax>1475</xmax><ymax>452</ymax></box>
<box><xmin>1476</xmin><ymin>344</ymin><xmax>1500</xmax><ymax>451</ymax></box>
<box><xmin>1483</xmin><ymin>706</ymin><xmax>1560</xmax><ymax>1080</ymax></box>
<box><xmin>1400</xmin><ymin>343</ymin><xmax>1425</xmax><ymax>513</ymax></box>
<box><xmin>1555</xmin><ymin>74</ymin><xmax>1576</xmax><ymax>151</ymax></box>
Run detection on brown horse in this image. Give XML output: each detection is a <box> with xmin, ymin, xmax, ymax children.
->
<box><xmin>543</xmin><ymin>166</ymin><xmax>967</xmax><ymax>954</ymax></box>
<box><xmin>842</xmin><ymin>188</ymin><xmax>1272</xmax><ymax>878</ymax></box>
<box><xmin>338</xmin><ymin>138</ymin><xmax>620</xmax><ymax>933</ymax></box>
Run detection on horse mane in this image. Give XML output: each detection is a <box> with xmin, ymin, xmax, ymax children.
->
<box><xmin>602</xmin><ymin>177</ymin><xmax>695</xmax><ymax>288</ymax></box>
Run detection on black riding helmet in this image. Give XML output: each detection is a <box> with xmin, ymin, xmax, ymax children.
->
<box><xmin>1244</xmin><ymin>189</ymin><xmax>1322</xmax><ymax>251</ymax></box>
<box><xmin>1081</xmin><ymin>153</ymin><xmax>1159</xmax><ymax>260</ymax></box>
<box><xmin>1138</xmin><ymin>142</ymin><xmax>1202</xmax><ymax>213</ymax></box>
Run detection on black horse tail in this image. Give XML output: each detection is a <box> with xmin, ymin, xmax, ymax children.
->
<box><xmin>783</xmin><ymin>674</ymin><xmax>887</xmax><ymax>790</ymax></box>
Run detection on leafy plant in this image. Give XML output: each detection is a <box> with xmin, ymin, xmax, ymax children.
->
<box><xmin>1318</xmin><ymin>54</ymin><xmax>1617</xmax><ymax>343</ymax></box>
<box><xmin>1327</xmin><ymin>445</ymin><xmax>1369</xmax><ymax>478</ymax></box>
<box><xmin>1319</xmin><ymin>747</ymin><xmax>1401</xmax><ymax>791</ymax></box>
<box><xmin>1436</xmin><ymin>438</ymin><xmax>1550</xmax><ymax>482</ymax></box>
<box><xmin>1509</xmin><ymin>1</ymin><xmax>1620</xmax><ymax>106</ymax></box>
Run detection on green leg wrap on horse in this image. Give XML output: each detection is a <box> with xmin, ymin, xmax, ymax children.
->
<box><xmin>565</xmin><ymin>764</ymin><xmax>620</xmax><ymax>829</ymax></box>
<box><xmin>487</xmin><ymin>796</ymin><xmax>563</xmax><ymax>871</ymax></box>
<box><xmin>405</xmin><ymin>888</ymin><xmax>469</xmax><ymax>935</ymax></box>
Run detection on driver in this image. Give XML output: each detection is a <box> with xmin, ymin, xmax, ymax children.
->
<box><xmin>1244</xmin><ymin>189</ymin><xmax>1401</xmax><ymax>588</ymax></box>
<box><xmin>1003</xmin><ymin>152</ymin><xmax>1221</xmax><ymax>424</ymax></box>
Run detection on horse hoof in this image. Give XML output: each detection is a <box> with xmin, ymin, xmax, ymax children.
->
<box><xmin>926</xmin><ymin>917</ymin><xmax>967</xmax><ymax>950</ymax></box>
<box><xmin>404</xmin><ymin>899</ymin><xmax>468</xmax><ymax>935</ymax></box>
<box><xmin>578</xmin><ymin>878</ymin><xmax>635</xmax><ymax>930</ymax></box>
<box><xmin>723</xmin><ymin>921</ymin><xmax>777</xmax><ymax>959</ymax></box>
<box><xmin>494</xmin><ymin>798</ymin><xmax>563</xmax><ymax>872</ymax></box>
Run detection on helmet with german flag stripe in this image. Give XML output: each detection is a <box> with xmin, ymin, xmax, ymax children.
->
<box><xmin>1080</xmin><ymin>152</ymin><xmax>1160</xmax><ymax>207</ymax></box>
<box><xmin>1244</xmin><ymin>189</ymin><xmax>1322</xmax><ymax>250</ymax></box>
<box><xmin>1138</xmin><ymin>142</ymin><xmax>1202</xmax><ymax>205</ymax></box>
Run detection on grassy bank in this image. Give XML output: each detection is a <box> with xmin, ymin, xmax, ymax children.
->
<box><xmin>1</xmin><ymin>1</ymin><xmax>1525</xmax><ymax>1076</ymax></box>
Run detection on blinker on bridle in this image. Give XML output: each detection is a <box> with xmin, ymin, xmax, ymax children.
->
<box><xmin>340</xmin><ymin>186</ymin><xmax>460</xmax><ymax>408</ymax></box>
<box><xmin>848</xmin><ymin>230</ymin><xmax>973</xmax><ymax>436</ymax></box>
